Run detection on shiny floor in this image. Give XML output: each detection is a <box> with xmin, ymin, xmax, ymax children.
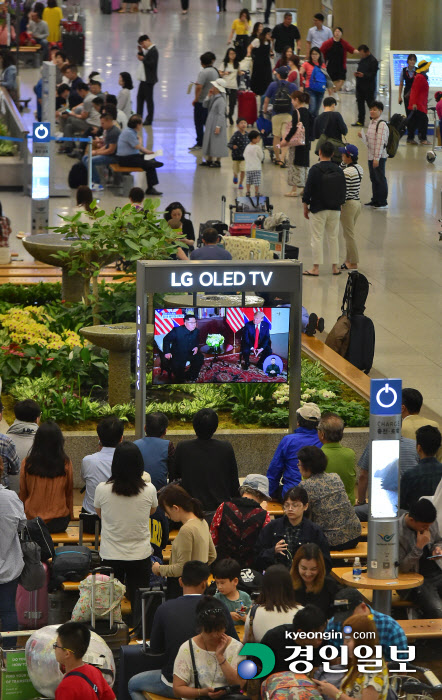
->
<box><xmin>5</xmin><ymin>0</ymin><xmax>442</xmax><ymax>419</ymax></box>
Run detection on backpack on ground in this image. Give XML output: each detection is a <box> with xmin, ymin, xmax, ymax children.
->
<box><xmin>376</xmin><ymin>114</ymin><xmax>407</xmax><ymax>158</ymax></box>
<box><xmin>273</xmin><ymin>82</ymin><xmax>292</xmax><ymax>114</ymax></box>
<box><xmin>261</xmin><ymin>672</ymin><xmax>324</xmax><ymax>700</ymax></box>
<box><xmin>68</xmin><ymin>161</ymin><xmax>88</xmax><ymax>188</ymax></box>
<box><xmin>309</xmin><ymin>66</ymin><xmax>327</xmax><ymax>93</ymax></box>
<box><xmin>319</xmin><ymin>165</ymin><xmax>346</xmax><ymax>209</ymax></box>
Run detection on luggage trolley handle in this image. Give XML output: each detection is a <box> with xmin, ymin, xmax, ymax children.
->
<box><xmin>221</xmin><ymin>195</ymin><xmax>226</xmax><ymax>224</ymax></box>
<box><xmin>91</xmin><ymin>566</ymin><xmax>114</xmax><ymax>630</ymax></box>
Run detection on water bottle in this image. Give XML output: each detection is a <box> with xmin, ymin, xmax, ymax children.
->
<box><xmin>352</xmin><ymin>556</ymin><xmax>362</xmax><ymax>581</ymax></box>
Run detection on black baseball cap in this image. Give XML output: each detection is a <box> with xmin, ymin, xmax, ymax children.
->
<box><xmin>332</xmin><ymin>587</ymin><xmax>365</xmax><ymax>624</ymax></box>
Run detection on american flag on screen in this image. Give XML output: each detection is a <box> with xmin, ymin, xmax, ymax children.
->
<box><xmin>154</xmin><ymin>309</ymin><xmax>184</xmax><ymax>336</ymax></box>
<box><xmin>225</xmin><ymin>308</ymin><xmax>272</xmax><ymax>332</ymax></box>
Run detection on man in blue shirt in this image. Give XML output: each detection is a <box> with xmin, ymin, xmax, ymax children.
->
<box><xmin>326</xmin><ymin>587</ymin><xmax>408</xmax><ymax>661</ymax></box>
<box><xmin>263</xmin><ymin>66</ymin><xmax>297</xmax><ymax>166</ymax></box>
<box><xmin>134</xmin><ymin>411</ymin><xmax>175</xmax><ymax>491</ymax></box>
<box><xmin>190</xmin><ymin>227</ymin><xmax>232</xmax><ymax>260</ymax></box>
<box><xmin>267</xmin><ymin>403</ymin><xmax>322</xmax><ymax>498</ymax></box>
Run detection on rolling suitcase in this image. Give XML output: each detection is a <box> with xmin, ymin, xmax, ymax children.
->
<box><xmin>62</xmin><ymin>25</ymin><xmax>85</xmax><ymax>65</ymax></box>
<box><xmin>89</xmin><ymin>567</ymin><xmax>130</xmax><ymax>674</ymax></box>
<box><xmin>118</xmin><ymin>588</ymin><xmax>166</xmax><ymax>700</ymax></box>
<box><xmin>100</xmin><ymin>0</ymin><xmax>112</xmax><ymax>13</ymax></box>
<box><xmin>237</xmin><ymin>90</ymin><xmax>257</xmax><ymax>126</ymax></box>
<box><xmin>16</xmin><ymin>563</ymin><xmax>50</xmax><ymax>629</ymax></box>
<box><xmin>79</xmin><ymin>511</ymin><xmax>101</xmax><ymax>569</ymax></box>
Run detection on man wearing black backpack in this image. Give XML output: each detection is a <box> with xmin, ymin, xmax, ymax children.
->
<box><xmin>262</xmin><ymin>67</ymin><xmax>297</xmax><ymax>166</ymax></box>
<box><xmin>302</xmin><ymin>140</ymin><xmax>346</xmax><ymax>276</ymax></box>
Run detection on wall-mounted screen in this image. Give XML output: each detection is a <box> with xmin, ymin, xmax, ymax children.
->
<box><xmin>153</xmin><ymin>307</ymin><xmax>290</xmax><ymax>385</ymax></box>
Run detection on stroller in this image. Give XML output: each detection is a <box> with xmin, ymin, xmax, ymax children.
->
<box><xmin>256</xmin><ymin>112</ymin><xmax>275</xmax><ymax>162</ymax></box>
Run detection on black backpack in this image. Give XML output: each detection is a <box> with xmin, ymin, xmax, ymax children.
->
<box><xmin>51</xmin><ymin>545</ymin><xmax>92</xmax><ymax>588</ymax></box>
<box><xmin>26</xmin><ymin>517</ymin><xmax>55</xmax><ymax>563</ymax></box>
<box><xmin>273</xmin><ymin>82</ymin><xmax>292</xmax><ymax>114</ymax></box>
<box><xmin>320</xmin><ymin>165</ymin><xmax>346</xmax><ymax>209</ymax></box>
<box><xmin>68</xmin><ymin>162</ymin><xmax>88</xmax><ymax>189</ymax></box>
<box><xmin>341</xmin><ymin>270</ymin><xmax>369</xmax><ymax>316</ymax></box>
<box><xmin>376</xmin><ymin>114</ymin><xmax>407</xmax><ymax>158</ymax></box>
<box><xmin>342</xmin><ymin>271</ymin><xmax>374</xmax><ymax>374</ymax></box>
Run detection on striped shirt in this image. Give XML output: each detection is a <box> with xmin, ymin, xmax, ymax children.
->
<box><xmin>341</xmin><ymin>163</ymin><xmax>363</xmax><ymax>200</ymax></box>
<box><xmin>361</xmin><ymin>115</ymin><xmax>389</xmax><ymax>160</ymax></box>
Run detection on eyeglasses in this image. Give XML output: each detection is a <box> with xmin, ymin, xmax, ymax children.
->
<box><xmin>52</xmin><ymin>643</ymin><xmax>75</xmax><ymax>653</ymax></box>
<box><xmin>283</xmin><ymin>502</ymin><xmax>304</xmax><ymax>511</ymax></box>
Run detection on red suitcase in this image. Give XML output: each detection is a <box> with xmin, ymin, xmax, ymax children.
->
<box><xmin>237</xmin><ymin>90</ymin><xmax>257</xmax><ymax>126</ymax></box>
<box><xmin>229</xmin><ymin>223</ymin><xmax>252</xmax><ymax>236</ymax></box>
<box><xmin>16</xmin><ymin>563</ymin><xmax>50</xmax><ymax>629</ymax></box>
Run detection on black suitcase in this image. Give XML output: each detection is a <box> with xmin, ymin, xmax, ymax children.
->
<box><xmin>79</xmin><ymin>513</ymin><xmax>101</xmax><ymax>570</ymax></box>
<box><xmin>100</xmin><ymin>0</ymin><xmax>112</xmax><ymax>13</ymax></box>
<box><xmin>62</xmin><ymin>29</ymin><xmax>85</xmax><ymax>65</ymax></box>
<box><xmin>118</xmin><ymin>588</ymin><xmax>166</xmax><ymax>700</ymax></box>
<box><xmin>345</xmin><ymin>314</ymin><xmax>375</xmax><ymax>374</ymax></box>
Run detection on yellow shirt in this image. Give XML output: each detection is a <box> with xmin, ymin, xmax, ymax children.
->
<box><xmin>342</xmin><ymin>660</ymin><xmax>389</xmax><ymax>700</ymax></box>
<box><xmin>402</xmin><ymin>414</ymin><xmax>442</xmax><ymax>461</ymax></box>
<box><xmin>42</xmin><ymin>6</ymin><xmax>63</xmax><ymax>43</ymax></box>
<box><xmin>231</xmin><ymin>19</ymin><xmax>251</xmax><ymax>36</ymax></box>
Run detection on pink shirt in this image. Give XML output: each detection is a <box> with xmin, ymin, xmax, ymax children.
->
<box><xmin>436</xmin><ymin>101</ymin><xmax>442</xmax><ymax>120</ymax></box>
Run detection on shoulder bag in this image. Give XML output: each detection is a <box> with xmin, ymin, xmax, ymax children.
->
<box><xmin>284</xmin><ymin>109</ymin><xmax>305</xmax><ymax>146</ymax></box>
<box><xmin>19</xmin><ymin>525</ymin><xmax>46</xmax><ymax>592</ymax></box>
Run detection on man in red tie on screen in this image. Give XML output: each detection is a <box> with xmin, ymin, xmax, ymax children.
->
<box><xmin>241</xmin><ymin>310</ymin><xmax>272</xmax><ymax>370</ymax></box>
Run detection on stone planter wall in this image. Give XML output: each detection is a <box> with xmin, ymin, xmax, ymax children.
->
<box><xmin>65</xmin><ymin>427</ymin><xmax>369</xmax><ymax>489</ymax></box>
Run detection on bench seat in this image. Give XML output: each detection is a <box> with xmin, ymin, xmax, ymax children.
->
<box><xmin>110</xmin><ymin>164</ymin><xmax>144</xmax><ymax>173</ymax></box>
<box><xmin>398</xmin><ymin>619</ymin><xmax>442</xmax><ymax>639</ymax></box>
<box><xmin>330</xmin><ymin>541</ymin><xmax>367</xmax><ymax>560</ymax></box>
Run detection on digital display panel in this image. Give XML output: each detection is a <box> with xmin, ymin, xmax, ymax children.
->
<box><xmin>370</xmin><ymin>440</ymin><xmax>400</xmax><ymax>519</ymax></box>
<box><xmin>392</xmin><ymin>52</ymin><xmax>442</xmax><ymax>88</ymax></box>
<box><xmin>32</xmin><ymin>157</ymin><xmax>50</xmax><ymax>200</ymax></box>
<box><xmin>153</xmin><ymin>307</ymin><xmax>290</xmax><ymax>385</ymax></box>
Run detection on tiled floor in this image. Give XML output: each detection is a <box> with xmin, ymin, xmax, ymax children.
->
<box><xmin>5</xmin><ymin>0</ymin><xmax>442</xmax><ymax>419</ymax></box>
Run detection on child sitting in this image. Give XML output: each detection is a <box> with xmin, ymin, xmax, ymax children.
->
<box><xmin>129</xmin><ymin>186</ymin><xmax>145</xmax><ymax>210</ymax></box>
<box><xmin>228</xmin><ymin>117</ymin><xmax>249</xmax><ymax>189</ymax></box>
<box><xmin>54</xmin><ymin>621</ymin><xmax>115</xmax><ymax>699</ymax></box>
<box><xmin>243</xmin><ymin>130</ymin><xmax>264</xmax><ymax>197</ymax></box>
<box><xmin>214</xmin><ymin>558</ymin><xmax>252</xmax><ymax>625</ymax></box>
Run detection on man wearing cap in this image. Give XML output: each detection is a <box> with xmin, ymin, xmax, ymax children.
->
<box><xmin>263</xmin><ymin>67</ymin><xmax>297</xmax><ymax>166</ymax></box>
<box><xmin>210</xmin><ymin>474</ymin><xmax>271</xmax><ymax>568</ymax></box>
<box><xmin>326</xmin><ymin>587</ymin><xmax>408</xmax><ymax>661</ymax></box>
<box><xmin>163</xmin><ymin>314</ymin><xmax>204</xmax><ymax>383</ymax></box>
<box><xmin>272</xmin><ymin>13</ymin><xmax>301</xmax><ymax>61</ymax></box>
<box><xmin>339</xmin><ymin>143</ymin><xmax>363</xmax><ymax>270</ymax></box>
<box><xmin>407</xmin><ymin>60</ymin><xmax>431</xmax><ymax>145</ymax></box>
<box><xmin>267</xmin><ymin>403</ymin><xmax>322</xmax><ymax>499</ymax></box>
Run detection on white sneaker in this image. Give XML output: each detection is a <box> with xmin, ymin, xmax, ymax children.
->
<box><xmin>91</xmin><ymin>183</ymin><xmax>104</xmax><ymax>191</ymax></box>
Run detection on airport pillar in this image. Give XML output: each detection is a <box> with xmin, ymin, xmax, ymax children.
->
<box><xmin>332</xmin><ymin>0</ymin><xmax>383</xmax><ymax>64</ymax></box>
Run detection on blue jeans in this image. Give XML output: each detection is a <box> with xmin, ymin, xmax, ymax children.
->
<box><xmin>0</xmin><ymin>577</ymin><xmax>20</xmax><ymax>648</ymax></box>
<box><xmin>368</xmin><ymin>158</ymin><xmax>388</xmax><ymax>206</ymax></box>
<box><xmin>307</xmin><ymin>89</ymin><xmax>323</xmax><ymax>119</ymax></box>
<box><xmin>82</xmin><ymin>154</ymin><xmax>115</xmax><ymax>185</ymax></box>
<box><xmin>128</xmin><ymin>669</ymin><xmax>175</xmax><ymax>700</ymax></box>
<box><xmin>194</xmin><ymin>102</ymin><xmax>208</xmax><ymax>146</ymax></box>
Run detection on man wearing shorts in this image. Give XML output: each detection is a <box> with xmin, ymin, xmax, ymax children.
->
<box><xmin>262</xmin><ymin>67</ymin><xmax>297</xmax><ymax>166</ymax></box>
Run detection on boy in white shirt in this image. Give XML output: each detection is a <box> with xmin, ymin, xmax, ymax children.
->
<box><xmin>244</xmin><ymin>130</ymin><xmax>264</xmax><ymax>196</ymax></box>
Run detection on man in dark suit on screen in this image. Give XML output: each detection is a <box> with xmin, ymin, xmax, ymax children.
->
<box><xmin>241</xmin><ymin>310</ymin><xmax>272</xmax><ymax>370</ymax></box>
<box><xmin>163</xmin><ymin>314</ymin><xmax>204</xmax><ymax>382</ymax></box>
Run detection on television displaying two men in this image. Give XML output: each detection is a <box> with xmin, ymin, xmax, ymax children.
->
<box><xmin>153</xmin><ymin>307</ymin><xmax>290</xmax><ymax>385</ymax></box>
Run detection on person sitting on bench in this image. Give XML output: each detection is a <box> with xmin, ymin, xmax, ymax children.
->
<box><xmin>82</xmin><ymin>112</ymin><xmax>120</xmax><ymax>192</ymax></box>
<box><xmin>116</xmin><ymin>114</ymin><xmax>163</xmax><ymax>196</ymax></box>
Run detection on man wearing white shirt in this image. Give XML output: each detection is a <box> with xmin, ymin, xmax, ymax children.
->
<box><xmin>306</xmin><ymin>13</ymin><xmax>332</xmax><ymax>53</ymax></box>
<box><xmin>358</xmin><ymin>100</ymin><xmax>389</xmax><ymax>209</ymax></box>
<box><xmin>81</xmin><ymin>416</ymin><xmax>124</xmax><ymax>529</ymax></box>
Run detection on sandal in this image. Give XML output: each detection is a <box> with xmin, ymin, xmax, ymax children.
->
<box><xmin>284</xmin><ymin>192</ymin><xmax>297</xmax><ymax>197</ymax></box>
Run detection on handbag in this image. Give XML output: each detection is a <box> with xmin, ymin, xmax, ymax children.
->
<box><xmin>19</xmin><ymin>526</ymin><xmax>46</xmax><ymax>592</ymax></box>
<box><xmin>71</xmin><ymin>572</ymin><xmax>126</xmax><ymax>623</ymax></box>
<box><xmin>284</xmin><ymin>109</ymin><xmax>305</xmax><ymax>146</ymax></box>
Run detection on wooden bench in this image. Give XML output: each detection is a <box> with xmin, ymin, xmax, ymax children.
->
<box><xmin>266</xmin><ymin>500</ymin><xmax>283</xmax><ymax>517</ymax></box>
<box><xmin>169</xmin><ymin>530</ymin><xmax>179</xmax><ymax>541</ymax></box>
<box><xmin>330</xmin><ymin>541</ymin><xmax>367</xmax><ymax>560</ymax></box>
<box><xmin>109</xmin><ymin>163</ymin><xmax>144</xmax><ymax>197</ymax></box>
<box><xmin>398</xmin><ymin>619</ymin><xmax>442</xmax><ymax>639</ymax></box>
<box><xmin>17</xmin><ymin>45</ymin><xmax>42</xmax><ymax>68</ymax></box>
<box><xmin>358</xmin><ymin>588</ymin><xmax>415</xmax><ymax>609</ymax></box>
<box><xmin>143</xmin><ymin>693</ymin><xmax>169</xmax><ymax>700</ymax></box>
<box><xmin>51</xmin><ymin>527</ymin><xmax>98</xmax><ymax>545</ymax></box>
<box><xmin>360</xmin><ymin>522</ymin><xmax>368</xmax><ymax>539</ymax></box>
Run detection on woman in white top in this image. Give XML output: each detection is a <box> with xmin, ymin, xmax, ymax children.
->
<box><xmin>243</xmin><ymin>564</ymin><xmax>302</xmax><ymax>642</ymax></box>
<box><xmin>117</xmin><ymin>72</ymin><xmax>133</xmax><ymax>119</ymax></box>
<box><xmin>339</xmin><ymin>143</ymin><xmax>364</xmax><ymax>271</ymax></box>
<box><xmin>173</xmin><ymin>596</ymin><xmax>245</xmax><ymax>699</ymax></box>
<box><xmin>219</xmin><ymin>48</ymin><xmax>243</xmax><ymax>125</ymax></box>
<box><xmin>94</xmin><ymin>441</ymin><xmax>158</xmax><ymax>622</ymax></box>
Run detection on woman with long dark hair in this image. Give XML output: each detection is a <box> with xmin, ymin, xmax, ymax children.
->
<box><xmin>250</xmin><ymin>28</ymin><xmax>273</xmax><ymax>97</ymax></box>
<box><xmin>94</xmin><ymin>441</ymin><xmax>158</xmax><ymax>619</ymax></box>
<box><xmin>227</xmin><ymin>9</ymin><xmax>251</xmax><ymax>62</ymax></box>
<box><xmin>173</xmin><ymin>596</ymin><xmax>245</xmax><ymax>699</ymax></box>
<box><xmin>274</xmin><ymin>46</ymin><xmax>295</xmax><ymax>71</ymax></box>
<box><xmin>280</xmin><ymin>90</ymin><xmax>311</xmax><ymax>197</ymax></box>
<box><xmin>19</xmin><ymin>421</ymin><xmax>73</xmax><ymax>533</ymax></box>
<box><xmin>219</xmin><ymin>48</ymin><xmax>241</xmax><ymax>125</ymax></box>
<box><xmin>300</xmin><ymin>47</ymin><xmax>327</xmax><ymax>118</ymax></box>
<box><xmin>152</xmin><ymin>484</ymin><xmax>216</xmax><ymax>598</ymax></box>
<box><xmin>164</xmin><ymin>201</ymin><xmax>195</xmax><ymax>251</ymax></box>
<box><xmin>243</xmin><ymin>564</ymin><xmax>302</xmax><ymax>641</ymax></box>
<box><xmin>290</xmin><ymin>543</ymin><xmax>340</xmax><ymax>617</ymax></box>
<box><xmin>118</xmin><ymin>71</ymin><xmax>134</xmax><ymax>119</ymax></box>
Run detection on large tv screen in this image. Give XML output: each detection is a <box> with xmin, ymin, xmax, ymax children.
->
<box><xmin>153</xmin><ymin>307</ymin><xmax>290</xmax><ymax>384</ymax></box>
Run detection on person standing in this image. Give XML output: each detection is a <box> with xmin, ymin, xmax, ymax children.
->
<box><xmin>398</xmin><ymin>54</ymin><xmax>417</xmax><ymax>143</ymax></box>
<box><xmin>249</xmin><ymin>27</ymin><xmax>273</xmax><ymax>99</ymax></box>
<box><xmin>136</xmin><ymin>34</ymin><xmax>158</xmax><ymax>126</ymax></box>
<box><xmin>302</xmin><ymin>140</ymin><xmax>346</xmax><ymax>276</ymax></box>
<box><xmin>358</xmin><ymin>101</ymin><xmax>389</xmax><ymax>210</ymax></box>
<box><xmin>200</xmin><ymin>79</ymin><xmax>229</xmax><ymax>168</ymax></box>
<box><xmin>305</xmin><ymin>13</ymin><xmax>332</xmax><ymax>53</ymax></box>
<box><xmin>339</xmin><ymin>144</ymin><xmax>363</xmax><ymax>270</ymax></box>
<box><xmin>299</xmin><ymin>47</ymin><xmax>327</xmax><ymax>119</ymax></box>
<box><xmin>407</xmin><ymin>59</ymin><xmax>431</xmax><ymax>145</ymax></box>
<box><xmin>189</xmin><ymin>52</ymin><xmax>218</xmax><ymax>151</ymax></box>
<box><xmin>352</xmin><ymin>44</ymin><xmax>379</xmax><ymax>127</ymax></box>
<box><xmin>320</xmin><ymin>27</ymin><xmax>358</xmax><ymax>93</ymax></box>
<box><xmin>218</xmin><ymin>48</ymin><xmax>241</xmax><ymax>126</ymax></box>
<box><xmin>262</xmin><ymin>66</ymin><xmax>297</xmax><ymax>166</ymax></box>
<box><xmin>279</xmin><ymin>90</ymin><xmax>311</xmax><ymax>198</ymax></box>
<box><xmin>272</xmin><ymin>12</ymin><xmax>301</xmax><ymax>61</ymax></box>
<box><xmin>42</xmin><ymin>0</ymin><xmax>62</xmax><ymax>43</ymax></box>
<box><xmin>227</xmin><ymin>9</ymin><xmax>251</xmax><ymax>62</ymax></box>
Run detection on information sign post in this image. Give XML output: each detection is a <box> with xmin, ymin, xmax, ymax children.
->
<box><xmin>31</xmin><ymin>122</ymin><xmax>51</xmax><ymax>235</ymax></box>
